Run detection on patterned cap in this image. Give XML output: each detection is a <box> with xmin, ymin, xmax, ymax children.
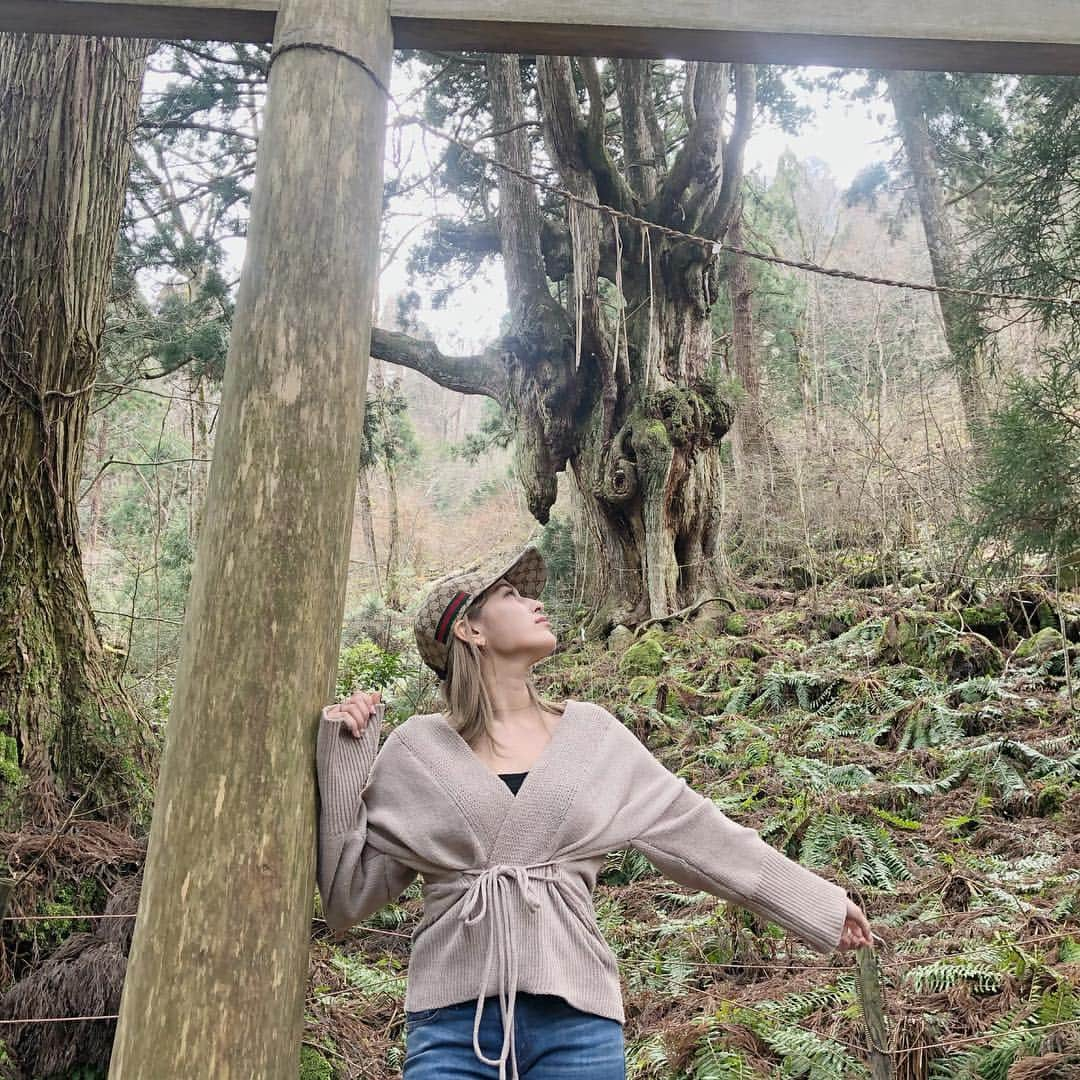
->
<box><xmin>413</xmin><ymin>543</ymin><xmax>548</xmax><ymax>680</ymax></box>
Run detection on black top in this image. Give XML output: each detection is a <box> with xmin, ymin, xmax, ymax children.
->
<box><xmin>497</xmin><ymin>770</ymin><xmax>528</xmax><ymax>796</ymax></box>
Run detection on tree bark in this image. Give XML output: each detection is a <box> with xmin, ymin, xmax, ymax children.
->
<box><xmin>356</xmin><ymin>465</ymin><xmax>381</xmax><ymax>599</ymax></box>
<box><xmin>886</xmin><ymin>69</ymin><xmax>989</xmax><ymax>438</ymax></box>
<box><xmin>86</xmin><ymin>412</ymin><xmax>110</xmax><ymax>564</ymax></box>
<box><xmin>0</xmin><ymin>33</ymin><xmax>156</xmax><ymax>831</ymax></box>
<box><xmin>108</xmin><ymin>0</ymin><xmax>393</xmax><ymax>1073</ymax></box>
<box><xmin>372</xmin><ymin>357</ymin><xmax>404</xmax><ymax>608</ymax></box>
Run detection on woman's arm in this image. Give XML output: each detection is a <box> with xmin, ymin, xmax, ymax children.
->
<box><xmin>604</xmin><ymin>711</ymin><xmax>850</xmax><ymax>954</ymax></box>
<box><xmin>316</xmin><ymin>701</ymin><xmax>418</xmax><ymax>931</ymax></box>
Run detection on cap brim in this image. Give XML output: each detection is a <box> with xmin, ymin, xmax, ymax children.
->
<box><xmin>470</xmin><ymin>544</ymin><xmax>547</xmax><ymax>607</ymax></box>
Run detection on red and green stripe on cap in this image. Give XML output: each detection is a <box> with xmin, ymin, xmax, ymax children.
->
<box><xmin>434</xmin><ymin>590</ymin><xmax>473</xmax><ymax>645</ymax></box>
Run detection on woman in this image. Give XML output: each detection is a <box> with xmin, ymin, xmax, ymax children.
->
<box><xmin>316</xmin><ymin>543</ymin><xmax>873</xmax><ymax>1080</ymax></box>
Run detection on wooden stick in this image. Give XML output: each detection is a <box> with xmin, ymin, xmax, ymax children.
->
<box><xmin>855</xmin><ymin>945</ymin><xmax>894</xmax><ymax>1079</ymax></box>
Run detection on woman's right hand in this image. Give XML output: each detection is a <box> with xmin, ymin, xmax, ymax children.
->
<box><xmin>324</xmin><ymin>688</ymin><xmax>382</xmax><ymax>738</ymax></box>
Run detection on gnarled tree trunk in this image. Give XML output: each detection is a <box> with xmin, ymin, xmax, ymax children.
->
<box><xmin>373</xmin><ymin>57</ymin><xmax>757</xmax><ymax>635</ymax></box>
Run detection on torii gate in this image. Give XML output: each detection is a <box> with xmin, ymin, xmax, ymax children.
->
<box><xmin>2</xmin><ymin>2</ymin><xmax>1078</xmax><ymax>1077</ymax></box>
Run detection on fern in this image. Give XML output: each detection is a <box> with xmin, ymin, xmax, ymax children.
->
<box><xmin>601</xmin><ymin>847</ymin><xmax>655</xmax><ymax>885</ymax></box>
<box><xmin>750</xmin><ymin>666</ymin><xmax>841</xmax><ymax>716</ymax></box>
<box><xmin>948</xmin><ymin>736</ymin><xmax>1080</xmax><ymax>811</ymax></box>
<box><xmin>906</xmin><ymin>952</ymin><xmax>1005</xmax><ymax>994</ymax></box>
<box><xmin>723</xmin><ymin>675</ymin><xmax>759</xmax><ymax>715</ymax></box>
<box><xmin>824</xmin><ymin>616</ymin><xmax>886</xmax><ymax>655</ymax></box>
<box><xmin>801</xmin><ymin>813</ymin><xmax>911</xmax><ymax>889</ymax></box>
<box><xmin>868</xmin><ymin>806</ymin><xmax>922</xmax><ymax>830</ymax></box>
<box><xmin>690</xmin><ymin>1039</ymin><xmax>763</xmax><ymax>1080</ymax></box>
<box><xmin>1058</xmin><ymin>937</ymin><xmax>1080</xmax><ymax>962</ymax></box>
<box><xmin>894</xmin><ymin>763</ymin><xmax>970</xmax><ymax>797</ymax></box>
<box><xmin>971</xmin><ymin>883</ymin><xmax>1036</xmax><ymax>915</ymax></box>
<box><xmin>751</xmin><ymin>1018</ymin><xmax>868</xmax><ymax>1079</ymax></box>
<box><xmin>928</xmin><ymin>1002</ymin><xmax>1070</xmax><ymax>1080</ymax></box>
<box><xmin>622</xmin><ymin>949</ymin><xmax>698</xmax><ymax>995</ymax></box>
<box><xmin>699</xmin><ymin>985</ymin><xmax>870</xmax><ymax>1078</ymax></box>
<box><xmin>758</xmin><ymin>983</ymin><xmax>850</xmax><ymax>1020</ymax></box>
<box><xmin>967</xmin><ymin>742</ymin><xmax>1039</xmax><ymax>810</ymax></box>
<box><xmin>950</xmin><ymin>675</ymin><xmax>1006</xmax><ymax>703</ymax></box>
<box><xmin>1050</xmin><ymin>879</ymin><xmax>1080</xmax><ymax>920</ymax></box>
<box><xmin>327</xmin><ymin>952</ymin><xmax>407</xmax><ymax>998</ymax></box>
<box><xmin>626</xmin><ymin>1031</ymin><xmax>677</xmax><ymax>1078</ymax></box>
<box><xmin>897</xmin><ymin>700</ymin><xmax>967</xmax><ymax>749</ymax></box>
<box><xmin>782</xmin><ymin>756</ymin><xmax>875</xmax><ymax>792</ymax></box>
<box><xmin>968</xmin><ymin>850</ymin><xmax>1059</xmax><ymax>888</ymax></box>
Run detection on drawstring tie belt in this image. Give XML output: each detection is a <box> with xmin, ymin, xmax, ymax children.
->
<box><xmin>457</xmin><ymin>859</ymin><xmax>563</xmax><ymax>1080</ymax></box>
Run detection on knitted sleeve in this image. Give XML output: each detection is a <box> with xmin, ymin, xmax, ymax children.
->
<box><xmin>315</xmin><ymin>703</ymin><xmax>418</xmax><ymax>932</ymax></box>
<box><xmin>605</xmin><ymin>712</ymin><xmax>848</xmax><ymax>954</ymax></box>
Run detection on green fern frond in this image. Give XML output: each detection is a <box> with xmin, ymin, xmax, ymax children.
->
<box><xmin>601</xmin><ymin>847</ymin><xmax>656</xmax><ymax>885</ymax></box>
<box><xmin>1058</xmin><ymin>937</ymin><xmax>1080</xmax><ymax>962</ymax></box>
<box><xmin>1051</xmin><ymin>884</ymin><xmax>1080</xmax><ymax>921</ymax></box>
<box><xmin>829</xmin><ymin>616</ymin><xmax>886</xmax><ymax>653</ymax></box>
<box><xmin>753</xmin><ymin>1018</ymin><xmax>869</xmax><ymax>1079</ymax></box>
<box><xmin>897</xmin><ymin>701</ymin><xmax>966</xmax><ymax>749</ymax></box>
<box><xmin>868</xmin><ymin>806</ymin><xmax>922</xmax><ymax>830</ymax></box>
<box><xmin>929</xmin><ymin>1003</ymin><xmax>1061</xmax><ymax>1080</ymax></box>
<box><xmin>971</xmin><ymin>883</ymin><xmax>1036</xmax><ymax>915</ymax></box>
<box><xmin>906</xmin><ymin>954</ymin><xmax>1005</xmax><ymax>994</ymax></box>
<box><xmin>723</xmin><ymin>676</ymin><xmax>759</xmax><ymax>716</ymax></box>
<box><xmin>626</xmin><ymin>1031</ymin><xmax>676</xmax><ymax>1075</ymax></box>
<box><xmin>690</xmin><ymin>1042</ymin><xmax>762</xmax><ymax>1080</ymax></box>
<box><xmin>758</xmin><ymin>983</ymin><xmax>849</xmax><ymax>1022</ymax></box>
<box><xmin>327</xmin><ymin>952</ymin><xmax>407</xmax><ymax>997</ymax></box>
<box><xmin>895</xmin><ymin>763</ymin><xmax>970</xmax><ymax>797</ymax></box>
<box><xmin>800</xmin><ymin>813</ymin><xmax>911</xmax><ymax>889</ymax></box>
<box><xmin>785</xmin><ymin>757</ymin><xmax>875</xmax><ymax>791</ymax></box>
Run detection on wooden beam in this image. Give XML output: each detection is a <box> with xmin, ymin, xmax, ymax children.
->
<box><xmin>3</xmin><ymin>0</ymin><xmax>1080</xmax><ymax>73</ymax></box>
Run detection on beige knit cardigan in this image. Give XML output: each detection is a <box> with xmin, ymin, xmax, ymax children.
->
<box><xmin>316</xmin><ymin>698</ymin><xmax>849</xmax><ymax>1079</ymax></box>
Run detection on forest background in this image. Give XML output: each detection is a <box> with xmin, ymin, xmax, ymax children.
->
<box><xmin>0</xmin><ymin>37</ymin><xmax>1078</xmax><ymax>1079</ymax></box>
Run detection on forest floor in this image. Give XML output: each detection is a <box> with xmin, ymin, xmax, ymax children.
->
<box><xmin>4</xmin><ymin>566</ymin><xmax>1077</xmax><ymax>1079</ymax></box>
<box><xmin>305</xmin><ymin>570</ymin><xmax>1080</xmax><ymax>1079</ymax></box>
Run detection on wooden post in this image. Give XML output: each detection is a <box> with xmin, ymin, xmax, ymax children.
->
<box><xmin>855</xmin><ymin>945</ymin><xmax>894</xmax><ymax>1079</ymax></box>
<box><xmin>107</xmin><ymin>0</ymin><xmax>392</xmax><ymax>1074</ymax></box>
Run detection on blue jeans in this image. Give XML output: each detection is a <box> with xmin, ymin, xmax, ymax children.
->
<box><xmin>403</xmin><ymin>991</ymin><xmax>626</xmax><ymax>1079</ymax></box>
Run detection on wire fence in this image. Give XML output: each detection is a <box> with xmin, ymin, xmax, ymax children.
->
<box><xmin>2</xmin><ymin>906</ymin><xmax>1077</xmax><ymax>1062</ymax></box>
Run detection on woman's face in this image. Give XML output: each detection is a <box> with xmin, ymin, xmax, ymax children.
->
<box><xmin>463</xmin><ymin>577</ymin><xmax>556</xmax><ymax>666</ymax></box>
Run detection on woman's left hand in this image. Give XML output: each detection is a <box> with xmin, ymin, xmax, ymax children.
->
<box><xmin>837</xmin><ymin>897</ymin><xmax>874</xmax><ymax>951</ymax></box>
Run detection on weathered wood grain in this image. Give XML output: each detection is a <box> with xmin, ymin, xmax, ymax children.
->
<box><xmin>3</xmin><ymin>0</ymin><xmax>1080</xmax><ymax>73</ymax></box>
<box><xmin>105</xmin><ymin>0</ymin><xmax>392</xmax><ymax>1074</ymax></box>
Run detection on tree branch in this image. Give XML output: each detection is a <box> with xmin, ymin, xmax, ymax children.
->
<box><xmin>536</xmin><ymin>56</ymin><xmax>637</xmax><ymax>216</ymax></box>
<box><xmin>485</xmin><ymin>53</ymin><xmax>550</xmax><ymax>320</ymax></box>
<box><xmin>614</xmin><ymin>59</ymin><xmax>662</xmax><ymax>202</ymax></box>
<box><xmin>413</xmin><ymin>213</ymin><xmax>633</xmax><ymax>288</ymax></box>
<box><xmin>370</xmin><ymin>327</ymin><xmax>508</xmax><ymax>404</ymax></box>
<box><xmin>702</xmin><ymin>64</ymin><xmax>757</xmax><ymax>240</ymax></box>
<box><xmin>650</xmin><ymin>62</ymin><xmax>729</xmax><ymax>229</ymax></box>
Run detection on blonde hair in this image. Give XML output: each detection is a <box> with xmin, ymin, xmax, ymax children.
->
<box><xmin>437</xmin><ymin>586</ymin><xmax>564</xmax><ymax>749</ymax></box>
